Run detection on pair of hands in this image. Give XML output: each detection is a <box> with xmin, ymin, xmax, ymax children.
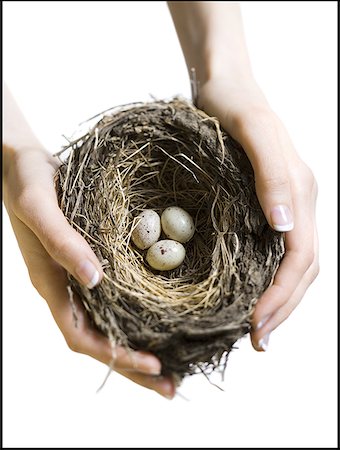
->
<box><xmin>3</xmin><ymin>77</ymin><xmax>319</xmax><ymax>399</ymax></box>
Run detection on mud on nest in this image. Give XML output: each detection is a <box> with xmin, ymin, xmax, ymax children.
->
<box><xmin>55</xmin><ymin>98</ymin><xmax>284</xmax><ymax>382</ymax></box>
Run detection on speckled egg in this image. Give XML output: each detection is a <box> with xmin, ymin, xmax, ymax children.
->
<box><xmin>146</xmin><ymin>239</ymin><xmax>186</xmax><ymax>271</ymax></box>
<box><xmin>131</xmin><ymin>209</ymin><xmax>161</xmax><ymax>250</ymax></box>
<box><xmin>161</xmin><ymin>206</ymin><xmax>195</xmax><ymax>243</ymax></box>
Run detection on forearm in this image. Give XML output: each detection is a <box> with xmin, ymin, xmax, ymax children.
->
<box><xmin>168</xmin><ymin>2</ymin><xmax>253</xmax><ymax>85</ymax></box>
<box><xmin>3</xmin><ymin>84</ymin><xmax>45</xmax><ymax>174</ymax></box>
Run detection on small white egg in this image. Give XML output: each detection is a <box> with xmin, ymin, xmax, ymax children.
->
<box><xmin>161</xmin><ymin>206</ymin><xmax>195</xmax><ymax>243</ymax></box>
<box><xmin>146</xmin><ymin>239</ymin><xmax>186</xmax><ymax>271</ymax></box>
<box><xmin>131</xmin><ymin>209</ymin><xmax>161</xmax><ymax>250</ymax></box>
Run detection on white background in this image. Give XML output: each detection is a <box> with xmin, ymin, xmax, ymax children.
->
<box><xmin>3</xmin><ymin>1</ymin><xmax>337</xmax><ymax>448</ymax></box>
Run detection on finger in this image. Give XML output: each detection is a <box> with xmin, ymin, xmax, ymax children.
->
<box><xmin>9</xmin><ymin>213</ymin><xmax>163</xmax><ymax>376</ymax></box>
<box><xmin>71</xmin><ymin>327</ymin><xmax>163</xmax><ymax>376</ymax></box>
<box><xmin>252</xmin><ymin>170</ymin><xmax>317</xmax><ymax>325</ymax></box>
<box><xmin>46</xmin><ymin>272</ymin><xmax>173</xmax><ymax>394</ymax></box>
<box><xmin>251</xmin><ymin>262</ymin><xmax>317</xmax><ymax>349</ymax></box>
<box><xmin>250</xmin><ymin>255</ymin><xmax>319</xmax><ymax>352</ymax></box>
<box><xmin>253</xmin><ymin>219</ymin><xmax>314</xmax><ymax>318</ymax></box>
<box><xmin>33</xmin><ymin>256</ymin><xmax>162</xmax><ymax>376</ymax></box>
<box><xmin>251</xmin><ymin>224</ymin><xmax>319</xmax><ymax>351</ymax></box>
<box><xmin>233</xmin><ymin>110</ymin><xmax>295</xmax><ymax>232</ymax></box>
<box><xmin>115</xmin><ymin>369</ymin><xmax>176</xmax><ymax>399</ymax></box>
<box><xmin>251</xmin><ymin>225</ymin><xmax>314</xmax><ymax>326</ymax></box>
<box><xmin>61</xmin><ymin>305</ymin><xmax>162</xmax><ymax>376</ymax></box>
<box><xmin>15</xmin><ymin>183</ymin><xmax>103</xmax><ymax>289</ymax></box>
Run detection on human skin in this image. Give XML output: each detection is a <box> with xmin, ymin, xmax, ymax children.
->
<box><xmin>3</xmin><ymin>85</ymin><xmax>175</xmax><ymax>399</ymax></box>
<box><xmin>168</xmin><ymin>2</ymin><xmax>319</xmax><ymax>350</ymax></box>
<box><xmin>3</xmin><ymin>3</ymin><xmax>319</xmax><ymax>400</ymax></box>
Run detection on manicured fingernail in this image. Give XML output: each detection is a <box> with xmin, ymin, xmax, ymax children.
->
<box><xmin>258</xmin><ymin>333</ymin><xmax>270</xmax><ymax>351</ymax></box>
<box><xmin>271</xmin><ymin>205</ymin><xmax>294</xmax><ymax>232</ymax></box>
<box><xmin>256</xmin><ymin>314</ymin><xmax>271</xmax><ymax>331</ymax></box>
<box><xmin>76</xmin><ymin>260</ymin><xmax>100</xmax><ymax>288</ymax></box>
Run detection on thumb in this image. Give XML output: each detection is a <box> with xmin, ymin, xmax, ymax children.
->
<box><xmin>254</xmin><ymin>162</ymin><xmax>294</xmax><ymax>233</ymax></box>
<box><xmin>231</xmin><ymin>112</ymin><xmax>294</xmax><ymax>232</ymax></box>
<box><xmin>16</xmin><ymin>186</ymin><xmax>103</xmax><ymax>288</ymax></box>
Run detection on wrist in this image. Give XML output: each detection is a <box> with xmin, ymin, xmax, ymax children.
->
<box><xmin>199</xmin><ymin>43</ymin><xmax>254</xmax><ymax>87</ymax></box>
<box><xmin>197</xmin><ymin>74</ymin><xmax>269</xmax><ymax>112</ymax></box>
<box><xmin>3</xmin><ymin>84</ymin><xmax>46</xmax><ymax>163</ymax></box>
<box><xmin>2</xmin><ymin>142</ymin><xmax>47</xmax><ymax>183</ymax></box>
<box><xmin>169</xmin><ymin>3</ymin><xmax>254</xmax><ymax>88</ymax></box>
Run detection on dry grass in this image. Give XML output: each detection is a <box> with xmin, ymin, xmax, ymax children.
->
<box><xmin>54</xmin><ymin>97</ymin><xmax>284</xmax><ymax>380</ymax></box>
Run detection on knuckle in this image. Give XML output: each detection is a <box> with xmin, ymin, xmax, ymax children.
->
<box><xmin>28</xmin><ymin>270</ymin><xmax>42</xmax><ymax>293</ymax></box>
<box><xmin>293</xmin><ymin>248</ymin><xmax>315</xmax><ymax>274</ymax></box>
<box><xmin>293</xmin><ymin>162</ymin><xmax>318</xmax><ymax>194</ymax></box>
<box><xmin>304</xmin><ymin>250</ymin><xmax>315</xmax><ymax>270</ymax></box>
<box><xmin>309</xmin><ymin>260</ymin><xmax>320</xmax><ymax>283</ymax></box>
<box><xmin>46</xmin><ymin>234</ymin><xmax>73</xmax><ymax>261</ymax></box>
<box><xmin>258</xmin><ymin>174</ymin><xmax>290</xmax><ymax>192</ymax></box>
<box><xmin>65</xmin><ymin>335</ymin><xmax>82</xmax><ymax>353</ymax></box>
<box><xmin>300</xmin><ymin>162</ymin><xmax>315</xmax><ymax>182</ymax></box>
<box><xmin>275</xmin><ymin>307</ymin><xmax>293</xmax><ymax>327</ymax></box>
<box><xmin>310</xmin><ymin>175</ymin><xmax>319</xmax><ymax>201</ymax></box>
<box><xmin>27</xmin><ymin>266</ymin><xmax>50</xmax><ymax>298</ymax></box>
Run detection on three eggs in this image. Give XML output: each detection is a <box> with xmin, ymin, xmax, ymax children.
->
<box><xmin>131</xmin><ymin>206</ymin><xmax>195</xmax><ymax>271</ymax></box>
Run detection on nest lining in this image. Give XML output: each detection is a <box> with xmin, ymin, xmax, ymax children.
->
<box><xmin>55</xmin><ymin>97</ymin><xmax>284</xmax><ymax>380</ymax></box>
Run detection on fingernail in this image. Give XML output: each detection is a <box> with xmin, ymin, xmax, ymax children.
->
<box><xmin>134</xmin><ymin>354</ymin><xmax>161</xmax><ymax>375</ymax></box>
<box><xmin>271</xmin><ymin>205</ymin><xmax>294</xmax><ymax>232</ymax></box>
<box><xmin>156</xmin><ymin>378</ymin><xmax>175</xmax><ymax>399</ymax></box>
<box><xmin>258</xmin><ymin>333</ymin><xmax>270</xmax><ymax>351</ymax></box>
<box><xmin>255</xmin><ymin>314</ymin><xmax>271</xmax><ymax>331</ymax></box>
<box><xmin>76</xmin><ymin>260</ymin><xmax>100</xmax><ymax>288</ymax></box>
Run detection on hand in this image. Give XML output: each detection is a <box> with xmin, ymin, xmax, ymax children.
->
<box><xmin>3</xmin><ymin>146</ymin><xmax>175</xmax><ymax>398</ymax></box>
<box><xmin>198</xmin><ymin>76</ymin><xmax>319</xmax><ymax>351</ymax></box>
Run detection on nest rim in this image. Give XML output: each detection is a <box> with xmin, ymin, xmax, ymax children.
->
<box><xmin>55</xmin><ymin>97</ymin><xmax>284</xmax><ymax>379</ymax></box>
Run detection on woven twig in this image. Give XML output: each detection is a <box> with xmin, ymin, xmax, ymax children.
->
<box><xmin>55</xmin><ymin>97</ymin><xmax>284</xmax><ymax>380</ymax></box>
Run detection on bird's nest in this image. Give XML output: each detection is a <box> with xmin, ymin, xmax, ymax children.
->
<box><xmin>54</xmin><ymin>98</ymin><xmax>284</xmax><ymax>382</ymax></box>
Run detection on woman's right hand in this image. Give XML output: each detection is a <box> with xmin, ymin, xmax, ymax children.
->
<box><xmin>3</xmin><ymin>145</ymin><xmax>175</xmax><ymax>399</ymax></box>
<box><xmin>197</xmin><ymin>77</ymin><xmax>319</xmax><ymax>351</ymax></box>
